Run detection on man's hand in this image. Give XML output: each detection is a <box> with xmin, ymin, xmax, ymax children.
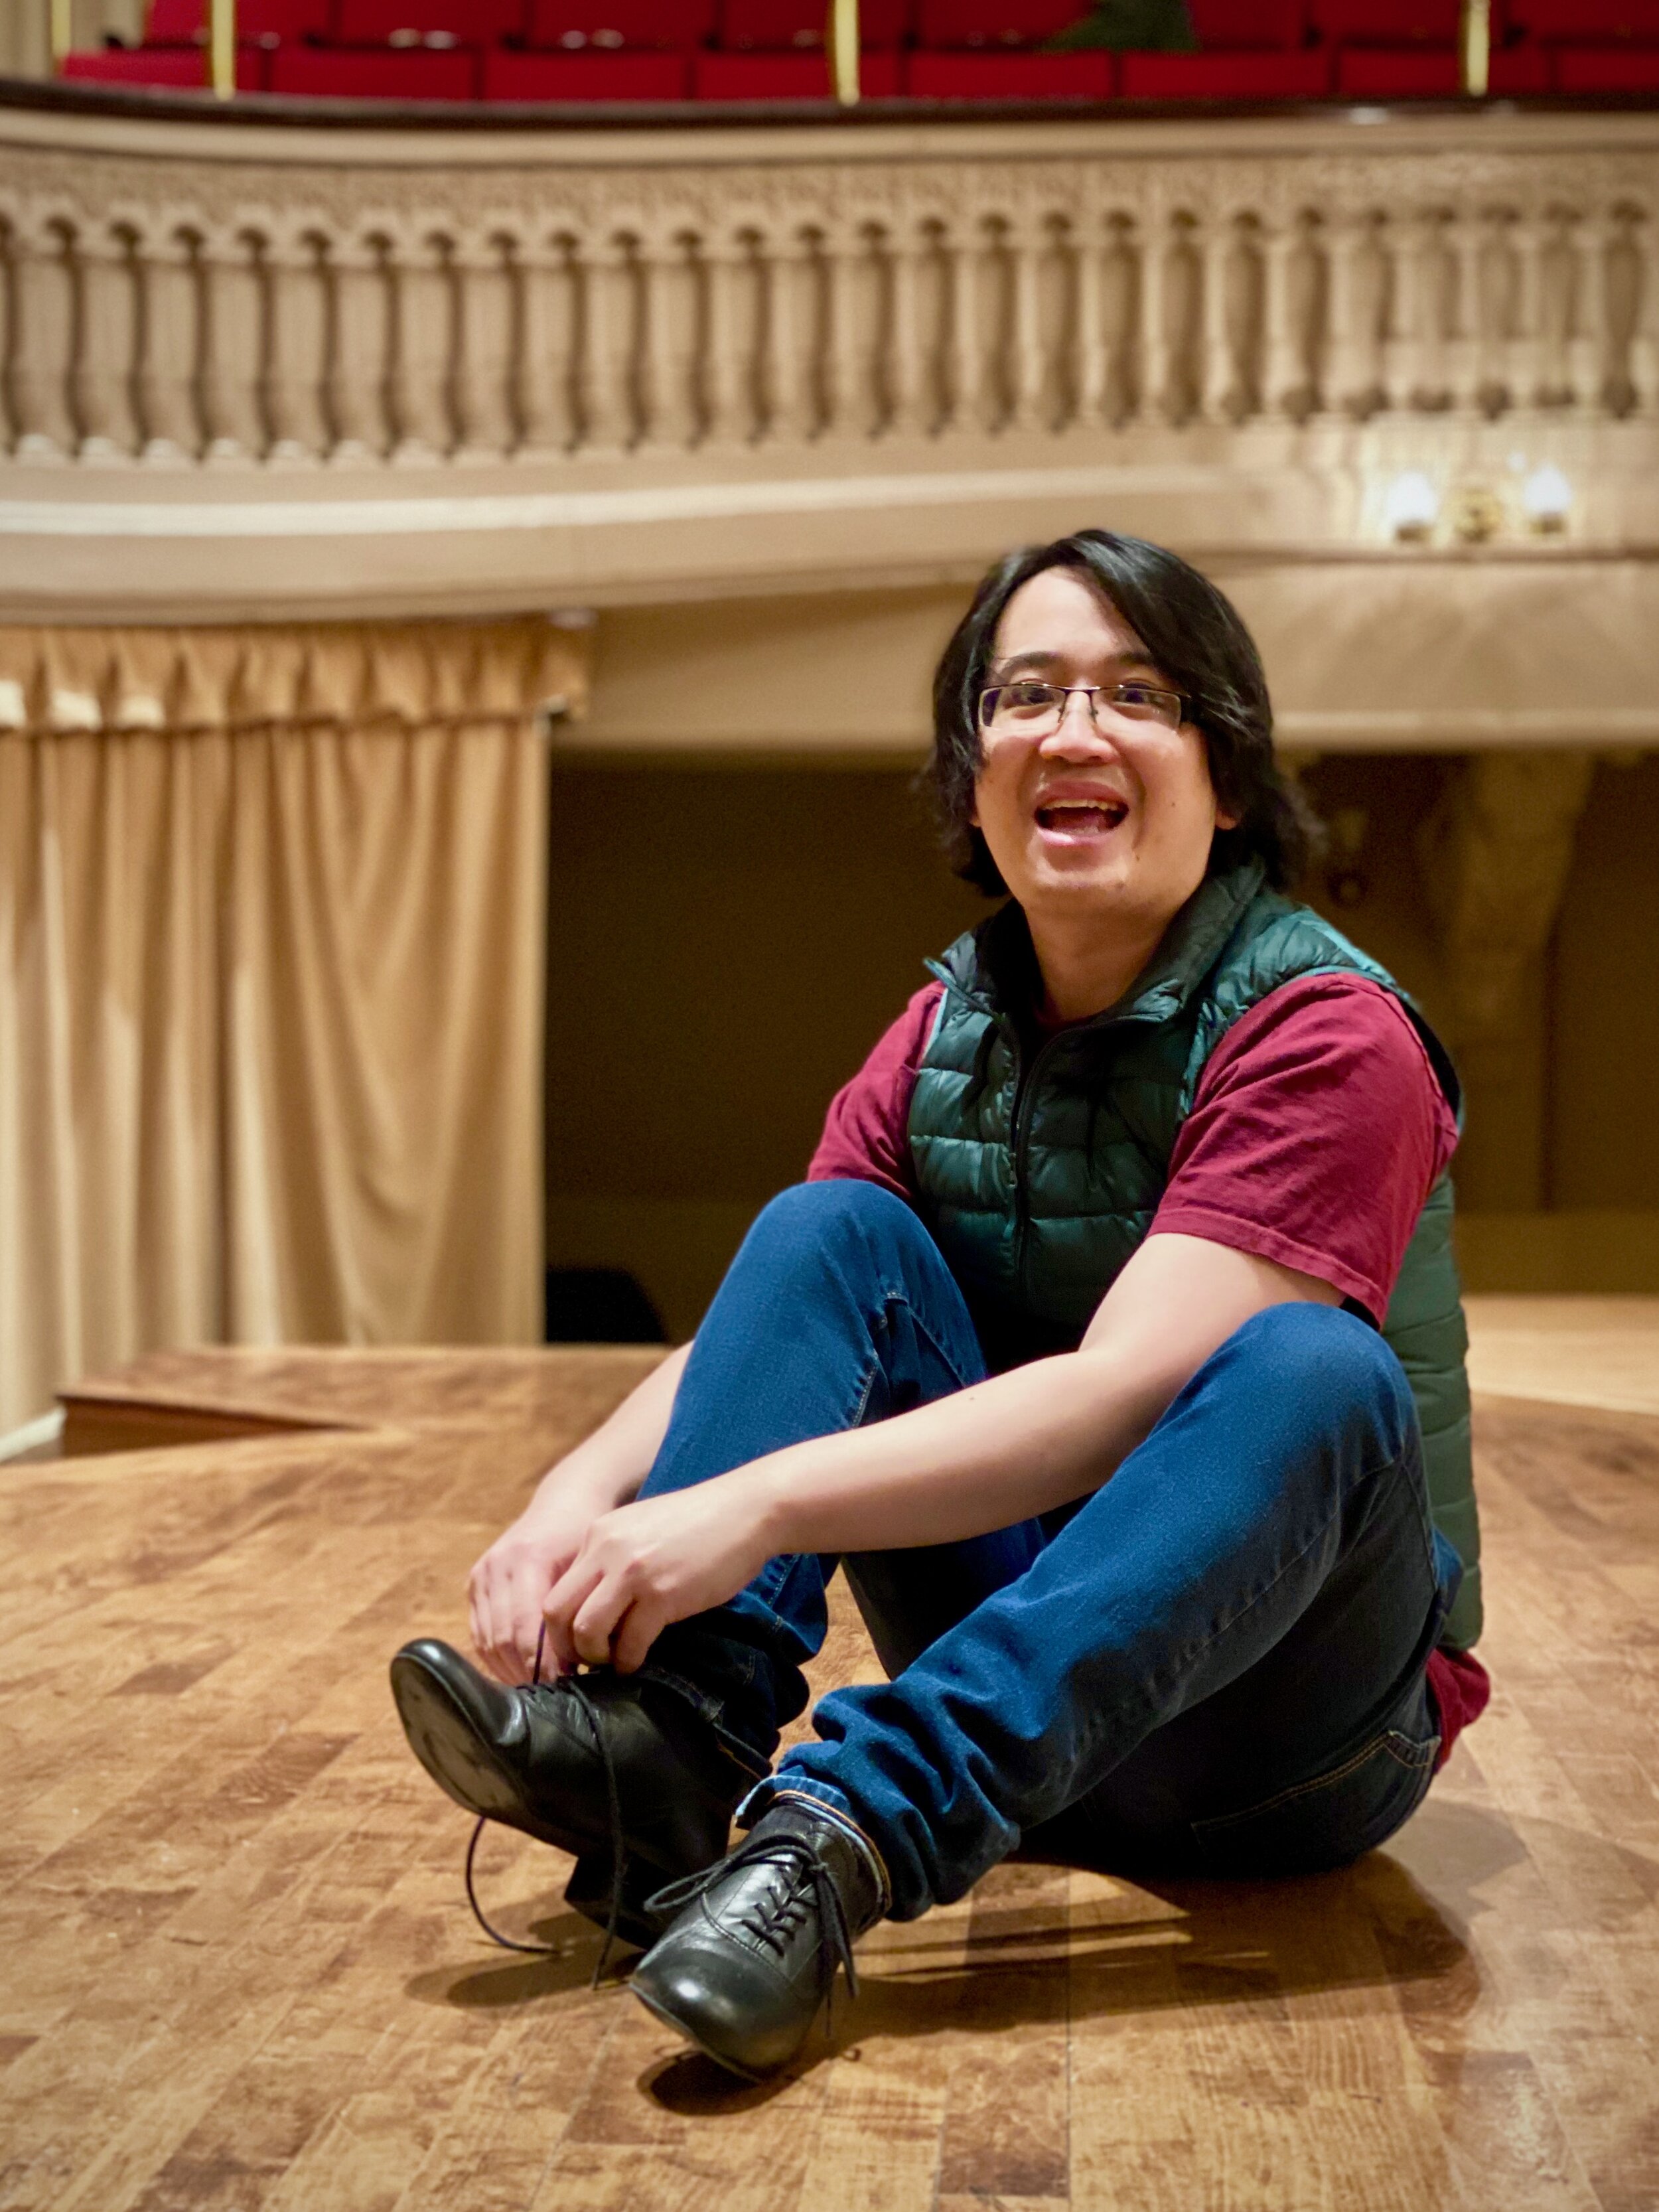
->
<box><xmin>541</xmin><ymin>1475</ymin><xmax>780</xmax><ymax>1676</ymax></box>
<box><xmin>468</xmin><ymin>1482</ymin><xmax>611</xmax><ymax>1684</ymax></box>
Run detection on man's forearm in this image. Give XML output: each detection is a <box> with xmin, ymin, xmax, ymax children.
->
<box><xmin>534</xmin><ymin>1340</ymin><xmax>691</xmax><ymax>1514</ymax></box>
<box><xmin>728</xmin><ymin>1234</ymin><xmax>1340</xmax><ymax>1562</ymax></box>
<box><xmin>741</xmin><ymin>1341</ymin><xmax>1165</xmax><ymax>1559</ymax></box>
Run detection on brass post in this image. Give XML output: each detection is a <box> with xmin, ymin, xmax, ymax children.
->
<box><xmin>1461</xmin><ymin>0</ymin><xmax>1491</xmax><ymax>97</ymax></box>
<box><xmin>828</xmin><ymin>0</ymin><xmax>860</xmax><ymax>104</ymax></box>
<box><xmin>50</xmin><ymin>0</ymin><xmax>74</xmax><ymax>72</ymax></box>
<box><xmin>209</xmin><ymin>0</ymin><xmax>237</xmax><ymax>96</ymax></box>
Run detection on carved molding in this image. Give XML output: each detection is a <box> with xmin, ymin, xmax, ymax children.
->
<box><xmin>1415</xmin><ymin>749</ymin><xmax>1596</xmax><ymax>1054</ymax></box>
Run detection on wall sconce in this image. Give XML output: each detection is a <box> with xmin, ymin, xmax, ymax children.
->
<box><xmin>1522</xmin><ymin>463</ymin><xmax>1573</xmax><ymax>536</ymax></box>
<box><xmin>1381</xmin><ymin>461</ymin><xmax>1573</xmax><ymax>546</ymax></box>
<box><xmin>1383</xmin><ymin>471</ymin><xmax>1440</xmax><ymax>544</ymax></box>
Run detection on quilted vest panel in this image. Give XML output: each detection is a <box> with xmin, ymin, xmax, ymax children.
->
<box><xmin>906</xmin><ymin>861</ymin><xmax>1482</xmax><ymax>1649</ymax></box>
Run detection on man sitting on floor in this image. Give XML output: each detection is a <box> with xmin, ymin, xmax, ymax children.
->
<box><xmin>392</xmin><ymin>529</ymin><xmax>1490</xmax><ymax>2082</ymax></box>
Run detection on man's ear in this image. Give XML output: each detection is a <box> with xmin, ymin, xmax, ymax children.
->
<box><xmin>1216</xmin><ymin>803</ymin><xmax>1241</xmax><ymax>832</ymax></box>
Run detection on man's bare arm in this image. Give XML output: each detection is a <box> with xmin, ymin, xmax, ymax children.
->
<box><xmin>468</xmin><ymin>1340</ymin><xmax>690</xmax><ymax>1682</ymax></box>
<box><xmin>543</xmin><ymin>1233</ymin><xmax>1340</xmax><ymax>1671</ymax></box>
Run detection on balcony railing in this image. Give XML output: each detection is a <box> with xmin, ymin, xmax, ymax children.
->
<box><xmin>1</xmin><ymin>90</ymin><xmax>1657</xmax><ymax>617</ymax></box>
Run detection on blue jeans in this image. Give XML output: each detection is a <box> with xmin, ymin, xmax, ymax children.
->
<box><xmin>638</xmin><ymin>1180</ymin><xmax>1455</xmax><ymax>1921</ymax></box>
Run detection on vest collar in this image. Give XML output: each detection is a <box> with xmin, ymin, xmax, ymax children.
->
<box><xmin>933</xmin><ymin>859</ymin><xmax>1269</xmax><ymax>1031</ymax></box>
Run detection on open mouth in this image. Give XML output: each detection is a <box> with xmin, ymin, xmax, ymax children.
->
<box><xmin>1034</xmin><ymin>798</ymin><xmax>1129</xmax><ymax>839</ymax></box>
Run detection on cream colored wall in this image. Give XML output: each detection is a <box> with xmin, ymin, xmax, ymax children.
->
<box><xmin>0</xmin><ymin>1</ymin><xmax>143</xmax><ymax>74</ymax></box>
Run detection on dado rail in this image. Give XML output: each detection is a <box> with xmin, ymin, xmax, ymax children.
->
<box><xmin>2</xmin><ymin>92</ymin><xmax>1658</xmax><ymax>615</ymax></box>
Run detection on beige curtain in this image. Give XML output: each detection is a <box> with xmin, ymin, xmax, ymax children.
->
<box><xmin>0</xmin><ymin>619</ymin><xmax>586</xmax><ymax>1432</ymax></box>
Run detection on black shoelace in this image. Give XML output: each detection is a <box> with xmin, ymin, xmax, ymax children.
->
<box><xmin>462</xmin><ymin>1625</ymin><xmax>629</xmax><ymax>1986</ymax></box>
<box><xmin>647</xmin><ymin>1827</ymin><xmax>862</xmax><ymax>2036</ymax></box>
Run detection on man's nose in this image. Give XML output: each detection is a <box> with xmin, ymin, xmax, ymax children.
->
<box><xmin>1040</xmin><ymin>692</ymin><xmax>1119</xmax><ymax>753</ymax></box>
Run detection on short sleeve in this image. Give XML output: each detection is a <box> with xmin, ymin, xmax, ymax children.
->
<box><xmin>806</xmin><ymin>982</ymin><xmax>944</xmax><ymax>1204</ymax></box>
<box><xmin>1150</xmin><ymin>975</ymin><xmax>1459</xmax><ymax>1325</ymax></box>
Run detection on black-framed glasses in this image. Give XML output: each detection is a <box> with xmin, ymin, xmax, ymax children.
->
<box><xmin>977</xmin><ymin>679</ymin><xmax>1191</xmax><ymax>737</ymax></box>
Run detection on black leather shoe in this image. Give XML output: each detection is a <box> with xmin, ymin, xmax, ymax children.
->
<box><xmin>630</xmin><ymin>1797</ymin><xmax>889</xmax><ymax>2079</ymax></box>
<box><xmin>389</xmin><ymin>1638</ymin><xmax>760</xmax><ymax>1951</ymax></box>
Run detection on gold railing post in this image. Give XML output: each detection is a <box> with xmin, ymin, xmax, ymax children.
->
<box><xmin>209</xmin><ymin>0</ymin><xmax>237</xmax><ymax>96</ymax></box>
<box><xmin>1461</xmin><ymin>0</ymin><xmax>1491</xmax><ymax>96</ymax></box>
<box><xmin>828</xmin><ymin>0</ymin><xmax>860</xmax><ymax>104</ymax></box>
<box><xmin>50</xmin><ymin>0</ymin><xmax>74</xmax><ymax>73</ymax></box>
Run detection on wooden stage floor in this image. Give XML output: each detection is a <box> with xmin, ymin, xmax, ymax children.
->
<box><xmin>2</xmin><ymin>1310</ymin><xmax>1656</xmax><ymax>2212</ymax></box>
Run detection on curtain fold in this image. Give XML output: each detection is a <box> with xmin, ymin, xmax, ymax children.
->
<box><xmin>0</xmin><ymin>619</ymin><xmax>583</xmax><ymax>1432</ymax></box>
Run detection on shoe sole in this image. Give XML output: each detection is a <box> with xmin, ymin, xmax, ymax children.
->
<box><xmin>390</xmin><ymin>1649</ymin><xmax>667</xmax><ymax>1951</ymax></box>
<box><xmin>630</xmin><ymin>1976</ymin><xmax>772</xmax><ymax>2084</ymax></box>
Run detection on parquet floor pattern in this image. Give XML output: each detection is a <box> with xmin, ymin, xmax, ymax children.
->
<box><xmin>1</xmin><ymin>1341</ymin><xmax>1656</xmax><ymax>2211</ymax></box>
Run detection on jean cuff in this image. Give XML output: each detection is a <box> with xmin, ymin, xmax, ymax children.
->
<box><xmin>738</xmin><ymin>1774</ymin><xmax>894</xmax><ymax>1916</ymax></box>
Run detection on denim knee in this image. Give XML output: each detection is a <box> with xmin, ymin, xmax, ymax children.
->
<box><xmin>740</xmin><ymin>1179</ymin><xmax>935</xmax><ymax>1275</ymax></box>
<box><xmin>1226</xmin><ymin>1300</ymin><xmax>1417</xmax><ymax>1468</ymax></box>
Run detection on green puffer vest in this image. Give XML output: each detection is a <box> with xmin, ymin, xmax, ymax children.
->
<box><xmin>907</xmin><ymin>859</ymin><xmax>1482</xmax><ymax>1651</ymax></box>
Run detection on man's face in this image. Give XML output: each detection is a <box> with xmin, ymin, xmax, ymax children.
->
<box><xmin>971</xmin><ymin>566</ymin><xmax>1234</xmax><ymax>943</ymax></box>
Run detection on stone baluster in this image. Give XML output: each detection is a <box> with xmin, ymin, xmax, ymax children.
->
<box><xmin>388</xmin><ymin>230</ymin><xmax>453</xmax><ymax>463</ymax></box>
<box><xmin>826</xmin><ymin>222</ymin><xmax>868</xmax><ymax>439</ymax></box>
<box><xmin>1003</xmin><ymin>215</ymin><xmax>1045</xmax><ymax>433</ymax></box>
<box><xmin>1136</xmin><ymin>212</ymin><xmax>1170</xmax><ymax>425</ymax></box>
<box><xmin>453</xmin><ymin>232</ymin><xmax>518</xmax><ymax>459</ymax></box>
<box><xmin>886</xmin><ymin>218</ymin><xmax>927</xmax><ymax>439</ymax></box>
<box><xmin>767</xmin><ymin>226</ymin><xmax>820</xmax><ymax>447</ymax></box>
<box><xmin>518</xmin><ymin>234</ymin><xmax>579</xmax><ymax>456</ymax></box>
<box><xmin>1627</xmin><ymin>207</ymin><xmax>1659</xmax><ymax>417</ymax></box>
<box><xmin>942</xmin><ymin>216</ymin><xmax>985</xmax><ymax>437</ymax></box>
<box><xmin>10</xmin><ymin>220</ymin><xmax>78</xmax><ymax>462</ymax></box>
<box><xmin>697</xmin><ymin>232</ymin><xmax>747</xmax><ymax>445</ymax></box>
<box><xmin>1569</xmin><ymin>212</ymin><xmax>1611</xmax><ymax>418</ymax></box>
<box><xmin>263</xmin><ymin>230</ymin><xmax>330</xmax><ymax>463</ymax></box>
<box><xmin>136</xmin><ymin>229</ymin><xmax>202</xmax><ymax>463</ymax></box>
<box><xmin>1446</xmin><ymin>211</ymin><xmax>1486</xmax><ymax>415</ymax></box>
<box><xmin>638</xmin><ymin>227</ymin><xmax>695</xmax><ymax>451</ymax></box>
<box><xmin>199</xmin><ymin>228</ymin><xmax>267</xmax><ymax>463</ymax></box>
<box><xmin>1073</xmin><ymin>213</ymin><xmax>1110</xmax><ymax>430</ymax></box>
<box><xmin>1262</xmin><ymin>212</ymin><xmax>1303</xmax><ymax>419</ymax></box>
<box><xmin>1536</xmin><ymin>207</ymin><xmax>1572</xmax><ymax>404</ymax></box>
<box><xmin>326</xmin><ymin>234</ymin><xmax>392</xmax><ymax>463</ymax></box>
<box><xmin>74</xmin><ymin>223</ymin><xmax>141</xmax><ymax>460</ymax></box>
<box><xmin>1380</xmin><ymin>210</ymin><xmax>1429</xmax><ymax>411</ymax></box>
<box><xmin>1198</xmin><ymin>210</ymin><xmax>1235</xmax><ymax>425</ymax></box>
<box><xmin>1324</xmin><ymin>210</ymin><xmax>1374</xmax><ymax>417</ymax></box>
<box><xmin>1506</xmin><ymin>212</ymin><xmax>1548</xmax><ymax>415</ymax></box>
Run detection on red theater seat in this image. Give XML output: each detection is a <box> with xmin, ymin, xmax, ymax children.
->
<box><xmin>527</xmin><ymin>0</ymin><xmax>715</xmax><ymax>46</ymax></box>
<box><xmin>1555</xmin><ymin>42</ymin><xmax>1659</xmax><ymax>82</ymax></box>
<box><xmin>904</xmin><ymin>46</ymin><xmax>1113</xmax><ymax>92</ymax></box>
<box><xmin>147</xmin><ymin>0</ymin><xmax>327</xmax><ymax>37</ymax></box>
<box><xmin>718</xmin><ymin>0</ymin><xmax>910</xmax><ymax>46</ymax></box>
<box><xmin>1335</xmin><ymin>44</ymin><xmax>1459</xmax><ymax>93</ymax></box>
<box><xmin>693</xmin><ymin>48</ymin><xmax>901</xmax><ymax>92</ymax></box>
<box><xmin>483</xmin><ymin>46</ymin><xmax>688</xmax><ymax>94</ymax></box>
<box><xmin>1312</xmin><ymin>0</ymin><xmax>1461</xmax><ymax>39</ymax></box>
<box><xmin>64</xmin><ymin>42</ymin><xmax>267</xmax><ymax>87</ymax></box>
<box><xmin>1508</xmin><ymin>0</ymin><xmax>1659</xmax><ymax>36</ymax></box>
<box><xmin>1488</xmin><ymin>44</ymin><xmax>1552</xmax><ymax>89</ymax></box>
<box><xmin>268</xmin><ymin>43</ymin><xmax>478</xmax><ymax>93</ymax></box>
<box><xmin>1187</xmin><ymin>0</ymin><xmax>1307</xmax><ymax>46</ymax></box>
<box><xmin>333</xmin><ymin>0</ymin><xmax>523</xmax><ymax>43</ymax></box>
<box><xmin>1121</xmin><ymin>47</ymin><xmax>1328</xmax><ymax>94</ymax></box>
<box><xmin>915</xmin><ymin>0</ymin><xmax>1082</xmax><ymax>48</ymax></box>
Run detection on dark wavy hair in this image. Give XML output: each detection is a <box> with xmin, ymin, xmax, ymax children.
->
<box><xmin>926</xmin><ymin>530</ymin><xmax>1319</xmax><ymax>896</ymax></box>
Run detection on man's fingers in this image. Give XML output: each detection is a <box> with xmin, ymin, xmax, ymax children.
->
<box><xmin>611</xmin><ymin>1597</ymin><xmax>665</xmax><ymax>1676</ymax></box>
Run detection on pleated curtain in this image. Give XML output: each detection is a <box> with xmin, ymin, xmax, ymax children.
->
<box><xmin>0</xmin><ymin>619</ymin><xmax>585</xmax><ymax>1433</ymax></box>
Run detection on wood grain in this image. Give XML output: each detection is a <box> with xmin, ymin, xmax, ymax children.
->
<box><xmin>1</xmin><ymin>1351</ymin><xmax>1655</xmax><ymax>2210</ymax></box>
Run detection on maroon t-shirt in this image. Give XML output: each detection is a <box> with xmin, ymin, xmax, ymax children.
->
<box><xmin>808</xmin><ymin>970</ymin><xmax>1490</xmax><ymax>1764</ymax></box>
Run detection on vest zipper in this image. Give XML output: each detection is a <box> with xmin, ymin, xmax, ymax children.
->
<box><xmin>1010</xmin><ymin>1024</ymin><xmax>1069</xmax><ymax>1306</ymax></box>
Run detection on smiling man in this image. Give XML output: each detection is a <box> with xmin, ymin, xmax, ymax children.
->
<box><xmin>391</xmin><ymin>531</ymin><xmax>1488</xmax><ymax>2081</ymax></box>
